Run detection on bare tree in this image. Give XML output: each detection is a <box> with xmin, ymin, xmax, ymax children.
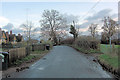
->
<box><xmin>21</xmin><ymin>21</ymin><xmax>38</xmax><ymax>46</ymax></box>
<box><xmin>102</xmin><ymin>17</ymin><xmax>117</xmax><ymax>45</ymax></box>
<box><xmin>56</xmin><ymin>30</ymin><xmax>68</xmax><ymax>44</ymax></box>
<box><xmin>88</xmin><ymin>23</ymin><xmax>98</xmax><ymax>38</ymax></box>
<box><xmin>40</xmin><ymin>9</ymin><xmax>67</xmax><ymax>44</ymax></box>
<box><xmin>21</xmin><ymin>22</ymin><xmax>35</xmax><ymax>40</ymax></box>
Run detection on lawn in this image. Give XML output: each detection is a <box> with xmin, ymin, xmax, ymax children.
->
<box><xmin>100</xmin><ymin>44</ymin><xmax>120</xmax><ymax>55</ymax></box>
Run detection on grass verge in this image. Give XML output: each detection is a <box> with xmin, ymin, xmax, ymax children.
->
<box><xmin>13</xmin><ymin>55</ymin><xmax>37</xmax><ymax>66</ymax></box>
<box><xmin>30</xmin><ymin>50</ymin><xmax>49</xmax><ymax>54</ymax></box>
<box><xmin>72</xmin><ymin>45</ymin><xmax>102</xmax><ymax>54</ymax></box>
<box><xmin>13</xmin><ymin>50</ymin><xmax>50</xmax><ymax>66</ymax></box>
<box><xmin>98</xmin><ymin>54</ymin><xmax>119</xmax><ymax>70</ymax></box>
<box><xmin>0</xmin><ymin>48</ymin><xmax>2</xmax><ymax>51</ymax></box>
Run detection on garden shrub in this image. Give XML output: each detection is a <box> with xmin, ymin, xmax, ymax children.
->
<box><xmin>2</xmin><ymin>42</ymin><xmax>13</xmax><ymax>49</ymax></box>
<box><xmin>60</xmin><ymin>37</ymin><xmax>74</xmax><ymax>45</ymax></box>
<box><xmin>74</xmin><ymin>36</ymin><xmax>100</xmax><ymax>49</ymax></box>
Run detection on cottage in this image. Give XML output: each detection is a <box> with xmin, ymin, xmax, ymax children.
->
<box><xmin>0</xmin><ymin>28</ymin><xmax>23</xmax><ymax>44</ymax></box>
<box><xmin>0</xmin><ymin>30</ymin><xmax>7</xmax><ymax>44</ymax></box>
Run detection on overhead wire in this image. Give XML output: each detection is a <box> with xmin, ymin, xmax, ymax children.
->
<box><xmin>80</xmin><ymin>0</ymin><xmax>102</xmax><ymax>21</ymax></box>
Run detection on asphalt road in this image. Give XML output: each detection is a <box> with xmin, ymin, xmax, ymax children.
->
<box><xmin>12</xmin><ymin>46</ymin><xmax>113</xmax><ymax>78</ymax></box>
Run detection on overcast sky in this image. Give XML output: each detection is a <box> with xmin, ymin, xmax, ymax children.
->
<box><xmin>0</xmin><ymin>0</ymin><xmax>118</xmax><ymax>36</ymax></box>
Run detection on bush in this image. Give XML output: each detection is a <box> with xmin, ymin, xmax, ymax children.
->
<box><xmin>2</xmin><ymin>42</ymin><xmax>13</xmax><ymax>49</ymax></box>
<box><xmin>60</xmin><ymin>37</ymin><xmax>74</xmax><ymax>45</ymax></box>
<box><xmin>74</xmin><ymin>36</ymin><xmax>100</xmax><ymax>49</ymax></box>
<box><xmin>101</xmin><ymin>39</ymin><xmax>119</xmax><ymax>45</ymax></box>
<box><xmin>12</xmin><ymin>42</ymin><xmax>26</xmax><ymax>48</ymax></box>
<box><xmin>112</xmin><ymin>39</ymin><xmax>119</xmax><ymax>45</ymax></box>
<box><xmin>41</xmin><ymin>40</ymin><xmax>53</xmax><ymax>49</ymax></box>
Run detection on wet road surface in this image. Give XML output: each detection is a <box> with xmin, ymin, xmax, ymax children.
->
<box><xmin>12</xmin><ymin>46</ymin><xmax>113</xmax><ymax>78</ymax></box>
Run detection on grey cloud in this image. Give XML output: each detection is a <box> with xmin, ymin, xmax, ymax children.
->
<box><xmin>63</xmin><ymin>14</ymin><xmax>79</xmax><ymax>24</ymax></box>
<box><xmin>86</xmin><ymin>9</ymin><xmax>112</xmax><ymax>21</ymax></box>
<box><xmin>80</xmin><ymin>22</ymin><xmax>90</xmax><ymax>28</ymax></box>
<box><xmin>75</xmin><ymin>9</ymin><xmax>117</xmax><ymax>35</ymax></box>
<box><xmin>12</xmin><ymin>28</ymin><xmax>23</xmax><ymax>34</ymax></box>
<box><xmin>80</xmin><ymin>9</ymin><xmax>116</xmax><ymax>29</ymax></box>
<box><xmin>3</xmin><ymin>23</ymin><xmax>14</xmax><ymax>30</ymax></box>
<box><xmin>82</xmin><ymin>31</ymin><xmax>90</xmax><ymax>35</ymax></box>
<box><xmin>3</xmin><ymin>23</ymin><xmax>23</xmax><ymax>34</ymax></box>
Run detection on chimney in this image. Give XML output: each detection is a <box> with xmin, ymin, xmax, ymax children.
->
<box><xmin>10</xmin><ymin>30</ymin><xmax>12</xmax><ymax>35</ymax></box>
<box><xmin>6</xmin><ymin>32</ymin><xmax>9</xmax><ymax>42</ymax></box>
<box><xmin>0</xmin><ymin>28</ymin><xmax>1</xmax><ymax>38</ymax></box>
<box><xmin>0</xmin><ymin>28</ymin><xmax>1</xmax><ymax>34</ymax></box>
<box><xmin>6</xmin><ymin>32</ymin><xmax>8</xmax><ymax>36</ymax></box>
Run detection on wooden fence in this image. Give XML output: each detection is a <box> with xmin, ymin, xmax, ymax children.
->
<box><xmin>8</xmin><ymin>47</ymin><xmax>26</xmax><ymax>64</ymax></box>
<box><xmin>32</xmin><ymin>44</ymin><xmax>46</xmax><ymax>51</ymax></box>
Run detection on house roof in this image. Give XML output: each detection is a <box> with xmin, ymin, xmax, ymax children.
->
<box><xmin>0</xmin><ymin>28</ymin><xmax>23</xmax><ymax>42</ymax></box>
<box><xmin>2</xmin><ymin>31</ymin><xmax>7</xmax><ymax>39</ymax></box>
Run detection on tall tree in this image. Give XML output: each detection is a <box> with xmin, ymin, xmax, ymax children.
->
<box><xmin>69</xmin><ymin>21</ymin><xmax>78</xmax><ymax>40</ymax></box>
<box><xmin>40</xmin><ymin>9</ymin><xmax>67</xmax><ymax>44</ymax></box>
<box><xmin>102</xmin><ymin>17</ymin><xmax>117</xmax><ymax>45</ymax></box>
<box><xmin>88</xmin><ymin>23</ymin><xmax>98</xmax><ymax>38</ymax></box>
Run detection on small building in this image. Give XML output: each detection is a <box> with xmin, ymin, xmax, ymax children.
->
<box><xmin>9</xmin><ymin>30</ymin><xmax>17</xmax><ymax>44</ymax></box>
<box><xmin>0</xmin><ymin>28</ymin><xmax>24</xmax><ymax>44</ymax></box>
<box><xmin>1</xmin><ymin>31</ymin><xmax>7</xmax><ymax>44</ymax></box>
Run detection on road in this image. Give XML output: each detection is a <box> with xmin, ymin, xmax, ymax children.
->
<box><xmin>12</xmin><ymin>46</ymin><xmax>113</xmax><ymax>78</ymax></box>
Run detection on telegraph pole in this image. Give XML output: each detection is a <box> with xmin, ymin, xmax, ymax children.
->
<box><xmin>26</xmin><ymin>8</ymin><xmax>30</xmax><ymax>55</ymax></box>
<box><xmin>118</xmin><ymin>1</ymin><xmax>120</xmax><ymax>43</ymax></box>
